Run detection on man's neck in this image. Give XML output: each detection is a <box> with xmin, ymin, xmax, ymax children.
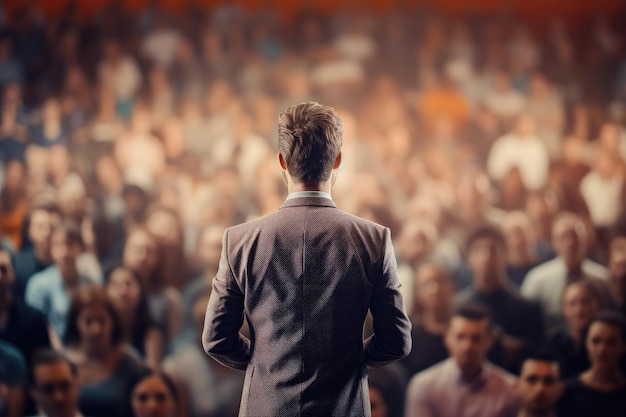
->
<box><xmin>287</xmin><ymin>181</ymin><xmax>332</xmax><ymax>195</ymax></box>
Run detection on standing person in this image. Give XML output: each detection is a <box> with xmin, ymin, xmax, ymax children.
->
<box><xmin>202</xmin><ymin>102</ymin><xmax>412</xmax><ymax>417</ymax></box>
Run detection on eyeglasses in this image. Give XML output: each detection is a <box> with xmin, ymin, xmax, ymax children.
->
<box><xmin>35</xmin><ymin>381</ymin><xmax>73</xmax><ymax>396</ymax></box>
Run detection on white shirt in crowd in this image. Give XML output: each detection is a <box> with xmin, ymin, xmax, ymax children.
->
<box><xmin>580</xmin><ymin>171</ymin><xmax>624</xmax><ymax>227</ymax></box>
<box><xmin>486</xmin><ymin>132</ymin><xmax>549</xmax><ymax>191</ymax></box>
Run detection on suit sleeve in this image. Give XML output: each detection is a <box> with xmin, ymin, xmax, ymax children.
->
<box><xmin>202</xmin><ymin>229</ymin><xmax>251</xmax><ymax>371</ymax></box>
<box><xmin>364</xmin><ymin>227</ymin><xmax>412</xmax><ymax>367</ymax></box>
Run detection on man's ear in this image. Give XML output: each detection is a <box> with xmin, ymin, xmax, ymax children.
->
<box><xmin>278</xmin><ymin>153</ymin><xmax>287</xmax><ymax>171</ymax></box>
<box><xmin>333</xmin><ymin>151</ymin><xmax>342</xmax><ymax>169</ymax></box>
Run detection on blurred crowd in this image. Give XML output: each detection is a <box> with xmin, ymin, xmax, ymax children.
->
<box><xmin>0</xmin><ymin>1</ymin><xmax>626</xmax><ymax>417</ymax></box>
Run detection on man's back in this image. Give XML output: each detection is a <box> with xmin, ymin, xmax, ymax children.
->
<box><xmin>204</xmin><ymin>196</ymin><xmax>411</xmax><ymax>417</ymax></box>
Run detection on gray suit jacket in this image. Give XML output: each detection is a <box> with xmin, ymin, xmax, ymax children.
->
<box><xmin>203</xmin><ymin>197</ymin><xmax>412</xmax><ymax>417</ymax></box>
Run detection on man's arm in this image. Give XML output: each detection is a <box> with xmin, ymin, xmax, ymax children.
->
<box><xmin>202</xmin><ymin>230</ymin><xmax>250</xmax><ymax>371</ymax></box>
<box><xmin>405</xmin><ymin>374</ymin><xmax>435</xmax><ymax>417</ymax></box>
<box><xmin>365</xmin><ymin>227</ymin><xmax>412</xmax><ymax>367</ymax></box>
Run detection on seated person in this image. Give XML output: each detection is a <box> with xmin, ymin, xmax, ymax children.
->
<box><xmin>607</xmin><ymin>234</ymin><xmax>626</xmax><ymax>317</ymax></box>
<box><xmin>405</xmin><ymin>304</ymin><xmax>520</xmax><ymax>417</ymax></box>
<box><xmin>522</xmin><ymin>213</ymin><xmax>608</xmax><ymax>336</ymax></box>
<box><xmin>549</xmin><ymin>279</ymin><xmax>604</xmax><ymax>378</ymax></box>
<box><xmin>163</xmin><ymin>292</ymin><xmax>243</xmax><ymax>417</ymax></box>
<box><xmin>64</xmin><ymin>285</ymin><xmax>147</xmax><ymax>417</ymax></box>
<box><xmin>26</xmin><ymin>221</ymin><xmax>102</xmax><ymax>341</ymax></box>
<box><xmin>28</xmin><ymin>349</ymin><xmax>82</xmax><ymax>417</ymax></box>
<box><xmin>13</xmin><ymin>201</ymin><xmax>61</xmax><ymax>300</ymax></box>
<box><xmin>399</xmin><ymin>263</ymin><xmax>453</xmax><ymax>377</ymax></box>
<box><xmin>458</xmin><ymin>226</ymin><xmax>545</xmax><ymax>371</ymax></box>
<box><xmin>0</xmin><ymin>248</ymin><xmax>50</xmax><ymax>416</ymax></box>
<box><xmin>104</xmin><ymin>264</ymin><xmax>163</xmax><ymax>369</ymax></box>
<box><xmin>514</xmin><ymin>349</ymin><xmax>564</xmax><ymax>417</ymax></box>
<box><xmin>0</xmin><ymin>340</ymin><xmax>27</xmax><ymax>417</ymax></box>
<box><xmin>129</xmin><ymin>371</ymin><xmax>180</xmax><ymax>417</ymax></box>
<box><xmin>557</xmin><ymin>311</ymin><xmax>626</xmax><ymax>417</ymax></box>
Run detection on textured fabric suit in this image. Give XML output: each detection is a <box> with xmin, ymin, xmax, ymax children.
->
<box><xmin>203</xmin><ymin>196</ymin><xmax>412</xmax><ymax>417</ymax></box>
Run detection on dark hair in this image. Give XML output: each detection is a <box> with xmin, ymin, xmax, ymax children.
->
<box><xmin>64</xmin><ymin>284</ymin><xmax>125</xmax><ymax>347</ymax></box>
<box><xmin>452</xmin><ymin>303</ymin><xmax>493</xmax><ymax>330</ymax></box>
<box><xmin>130</xmin><ymin>370</ymin><xmax>179</xmax><ymax>403</ymax></box>
<box><xmin>522</xmin><ymin>347</ymin><xmax>561</xmax><ymax>365</ymax></box>
<box><xmin>465</xmin><ymin>225</ymin><xmax>506</xmax><ymax>253</ymax></box>
<box><xmin>277</xmin><ymin>101</ymin><xmax>343</xmax><ymax>185</ymax></box>
<box><xmin>562</xmin><ymin>279</ymin><xmax>606</xmax><ymax>309</ymax></box>
<box><xmin>29</xmin><ymin>349</ymin><xmax>78</xmax><ymax>386</ymax></box>
<box><xmin>520</xmin><ymin>347</ymin><xmax>561</xmax><ymax>377</ymax></box>
<box><xmin>581</xmin><ymin>310</ymin><xmax>626</xmax><ymax>346</ymax></box>
<box><xmin>104</xmin><ymin>264</ymin><xmax>155</xmax><ymax>353</ymax></box>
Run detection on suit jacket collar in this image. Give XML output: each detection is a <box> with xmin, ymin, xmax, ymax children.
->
<box><xmin>280</xmin><ymin>196</ymin><xmax>337</xmax><ymax>209</ymax></box>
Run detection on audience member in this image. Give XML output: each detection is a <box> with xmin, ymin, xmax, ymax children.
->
<box><xmin>28</xmin><ymin>349</ymin><xmax>82</xmax><ymax>417</ymax></box>
<box><xmin>163</xmin><ymin>292</ymin><xmax>243</xmax><ymax>417</ymax></box>
<box><xmin>557</xmin><ymin>311</ymin><xmax>626</xmax><ymax>417</ymax></box>
<box><xmin>458</xmin><ymin>226</ymin><xmax>545</xmax><ymax>371</ymax></box>
<box><xmin>13</xmin><ymin>202</ymin><xmax>61</xmax><ymax>300</ymax></box>
<box><xmin>487</xmin><ymin>113</ymin><xmax>549</xmax><ymax>194</ymax></box>
<box><xmin>607</xmin><ymin>234</ymin><xmax>626</xmax><ymax>316</ymax></box>
<box><xmin>522</xmin><ymin>212</ymin><xmax>609</xmax><ymax>335</ymax></box>
<box><xmin>549</xmin><ymin>279</ymin><xmax>604</xmax><ymax>378</ymax></box>
<box><xmin>514</xmin><ymin>350</ymin><xmax>564</xmax><ymax>417</ymax></box>
<box><xmin>26</xmin><ymin>221</ymin><xmax>102</xmax><ymax>340</ymax></box>
<box><xmin>130</xmin><ymin>370</ymin><xmax>180</xmax><ymax>417</ymax></box>
<box><xmin>64</xmin><ymin>285</ymin><xmax>147</xmax><ymax>417</ymax></box>
<box><xmin>121</xmin><ymin>226</ymin><xmax>182</xmax><ymax>346</ymax></box>
<box><xmin>500</xmin><ymin>211</ymin><xmax>540</xmax><ymax>288</ymax></box>
<box><xmin>399</xmin><ymin>263</ymin><xmax>453</xmax><ymax>376</ymax></box>
<box><xmin>405</xmin><ymin>304</ymin><xmax>520</xmax><ymax>417</ymax></box>
<box><xmin>0</xmin><ymin>340</ymin><xmax>27</xmax><ymax>417</ymax></box>
<box><xmin>104</xmin><ymin>264</ymin><xmax>164</xmax><ymax>369</ymax></box>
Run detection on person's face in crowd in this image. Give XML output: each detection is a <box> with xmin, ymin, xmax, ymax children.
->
<box><xmin>29</xmin><ymin>209</ymin><xmax>61</xmax><ymax>257</ymax></box>
<box><xmin>196</xmin><ymin>226</ymin><xmax>224</xmax><ymax>271</ymax></box>
<box><xmin>467</xmin><ymin>236</ymin><xmax>505</xmax><ymax>293</ymax></box>
<box><xmin>608</xmin><ymin>237</ymin><xmax>626</xmax><ymax>298</ymax></box>
<box><xmin>369</xmin><ymin>387</ymin><xmax>388</xmax><ymax>417</ymax></box>
<box><xmin>562</xmin><ymin>283</ymin><xmax>600</xmax><ymax>335</ymax></box>
<box><xmin>42</xmin><ymin>98</ymin><xmax>62</xmax><ymax>124</ymax></box>
<box><xmin>552</xmin><ymin>217</ymin><xmax>586</xmax><ymax>270</ymax></box>
<box><xmin>77</xmin><ymin>305</ymin><xmax>114</xmax><ymax>351</ymax></box>
<box><xmin>0</xmin><ymin>250</ymin><xmax>15</xmax><ymax>294</ymax></box>
<box><xmin>515</xmin><ymin>114</ymin><xmax>537</xmax><ymax>137</ymax></box>
<box><xmin>586</xmin><ymin>321</ymin><xmax>626</xmax><ymax>371</ymax></box>
<box><xmin>515</xmin><ymin>360</ymin><xmax>562</xmax><ymax>415</ymax></box>
<box><xmin>95</xmin><ymin>155</ymin><xmax>122</xmax><ymax>191</ymax></box>
<box><xmin>445</xmin><ymin>317</ymin><xmax>493</xmax><ymax>374</ymax></box>
<box><xmin>31</xmin><ymin>361</ymin><xmax>80</xmax><ymax>417</ymax></box>
<box><xmin>502</xmin><ymin>222</ymin><xmax>528</xmax><ymax>254</ymax></box>
<box><xmin>123</xmin><ymin>230</ymin><xmax>159</xmax><ymax>282</ymax></box>
<box><xmin>131</xmin><ymin>375</ymin><xmax>177</xmax><ymax>417</ymax></box>
<box><xmin>3</xmin><ymin>160</ymin><xmax>25</xmax><ymax>192</ymax></box>
<box><xmin>106</xmin><ymin>267</ymin><xmax>141</xmax><ymax>312</ymax></box>
<box><xmin>131</xmin><ymin>109</ymin><xmax>152</xmax><ymax>135</ymax></box>
<box><xmin>50</xmin><ymin>231</ymin><xmax>82</xmax><ymax>273</ymax></box>
<box><xmin>146</xmin><ymin>210</ymin><xmax>181</xmax><ymax>246</ymax></box>
<box><xmin>414</xmin><ymin>265</ymin><xmax>454</xmax><ymax>314</ymax></box>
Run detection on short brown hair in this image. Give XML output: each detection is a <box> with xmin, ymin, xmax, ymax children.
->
<box><xmin>64</xmin><ymin>284</ymin><xmax>124</xmax><ymax>347</ymax></box>
<box><xmin>277</xmin><ymin>101</ymin><xmax>343</xmax><ymax>185</ymax></box>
